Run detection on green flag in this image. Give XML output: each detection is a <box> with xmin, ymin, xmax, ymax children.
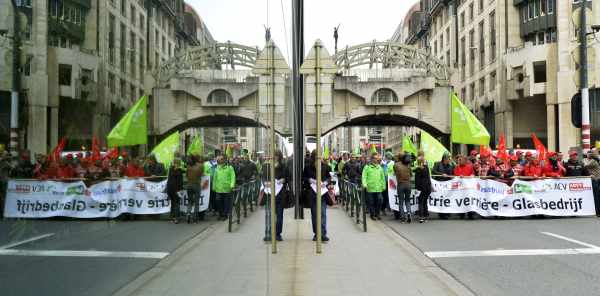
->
<box><xmin>225</xmin><ymin>144</ymin><xmax>233</xmax><ymax>159</ymax></box>
<box><xmin>420</xmin><ymin>131</ymin><xmax>449</xmax><ymax>166</ymax></box>
<box><xmin>370</xmin><ymin>144</ymin><xmax>377</xmax><ymax>155</ymax></box>
<box><xmin>151</xmin><ymin>132</ymin><xmax>180</xmax><ymax>167</ymax></box>
<box><xmin>401</xmin><ymin>136</ymin><xmax>417</xmax><ymax>156</ymax></box>
<box><xmin>323</xmin><ymin>145</ymin><xmax>330</xmax><ymax>159</ymax></box>
<box><xmin>353</xmin><ymin>147</ymin><xmax>361</xmax><ymax>157</ymax></box>
<box><xmin>451</xmin><ymin>93</ymin><xmax>490</xmax><ymax>145</ymax></box>
<box><xmin>107</xmin><ymin>96</ymin><xmax>148</xmax><ymax>147</ymax></box>
<box><xmin>187</xmin><ymin>135</ymin><xmax>203</xmax><ymax>156</ymax></box>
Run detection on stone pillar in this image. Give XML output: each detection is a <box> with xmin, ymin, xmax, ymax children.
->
<box><xmin>546</xmin><ymin>104</ymin><xmax>556</xmax><ymax>151</ymax></box>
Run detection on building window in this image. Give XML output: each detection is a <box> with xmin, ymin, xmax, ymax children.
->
<box><xmin>121</xmin><ymin>0</ymin><xmax>126</xmax><ymax>16</ymax></box>
<box><xmin>538</xmin><ymin>32</ymin><xmax>545</xmax><ymax>45</ymax></box>
<box><xmin>58</xmin><ymin>64</ymin><xmax>72</xmax><ymax>86</ymax></box>
<box><xmin>533</xmin><ymin>61</ymin><xmax>547</xmax><ymax>83</ymax></box>
<box><xmin>541</xmin><ymin>0</ymin><xmax>547</xmax><ymax>15</ymax></box>
<box><xmin>446</xmin><ymin>28</ymin><xmax>450</xmax><ymax>45</ymax></box>
<box><xmin>371</xmin><ymin>89</ymin><xmax>398</xmax><ymax>104</ymax></box>
<box><xmin>461</xmin><ymin>88</ymin><xmax>466</xmax><ymax>102</ymax></box>
<box><xmin>528</xmin><ymin>1</ymin><xmax>534</xmax><ymax>19</ymax></box>
<box><xmin>479</xmin><ymin>77</ymin><xmax>485</xmax><ymax>97</ymax></box>
<box><xmin>139</xmin><ymin>39</ymin><xmax>145</xmax><ymax>82</ymax></box>
<box><xmin>130</xmin><ymin>5</ymin><xmax>136</xmax><ymax>27</ymax></box>
<box><xmin>207</xmin><ymin>89</ymin><xmax>233</xmax><ymax>104</ymax></box>
<box><xmin>479</xmin><ymin>21</ymin><xmax>485</xmax><ymax>70</ymax></box>
<box><xmin>446</xmin><ymin>50</ymin><xmax>451</xmax><ymax>67</ymax></box>
<box><xmin>131</xmin><ymin>84</ymin><xmax>136</xmax><ymax>102</ymax></box>
<box><xmin>490</xmin><ymin>71</ymin><xmax>496</xmax><ymax>91</ymax></box>
<box><xmin>460</xmin><ymin>12</ymin><xmax>465</xmax><ymax>29</ymax></box>
<box><xmin>490</xmin><ymin>11</ymin><xmax>496</xmax><ymax>62</ymax></box>
<box><xmin>469</xmin><ymin>29</ymin><xmax>475</xmax><ymax>77</ymax></box>
<box><xmin>460</xmin><ymin>37</ymin><xmax>466</xmax><ymax>81</ymax></box>
<box><xmin>469</xmin><ymin>3</ymin><xmax>474</xmax><ymax>22</ymax></box>
<box><xmin>547</xmin><ymin>0</ymin><xmax>554</xmax><ymax>14</ymax></box>
<box><xmin>434</xmin><ymin>40</ymin><xmax>438</xmax><ymax>56</ymax></box>
<box><xmin>130</xmin><ymin>32</ymin><xmax>136</xmax><ymax>78</ymax></box>
<box><xmin>120</xmin><ymin>79</ymin><xmax>127</xmax><ymax>99</ymax></box>
<box><xmin>479</xmin><ymin>0</ymin><xmax>484</xmax><ymax>13</ymax></box>
<box><xmin>109</xmin><ymin>14</ymin><xmax>116</xmax><ymax>65</ymax></box>
<box><xmin>108</xmin><ymin>73</ymin><xmax>116</xmax><ymax>94</ymax></box>
<box><xmin>469</xmin><ymin>83</ymin><xmax>475</xmax><ymax>103</ymax></box>
<box><xmin>120</xmin><ymin>23</ymin><xmax>126</xmax><ymax>73</ymax></box>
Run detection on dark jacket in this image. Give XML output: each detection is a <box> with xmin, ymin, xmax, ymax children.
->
<box><xmin>166</xmin><ymin>166</ymin><xmax>184</xmax><ymax>195</ymax></box>
<box><xmin>11</xmin><ymin>160</ymin><xmax>34</xmax><ymax>178</ymax></box>
<box><xmin>432</xmin><ymin>161</ymin><xmax>454</xmax><ymax>181</ymax></box>
<box><xmin>565</xmin><ymin>159</ymin><xmax>588</xmax><ymax>177</ymax></box>
<box><xmin>145</xmin><ymin>163</ymin><xmax>166</xmax><ymax>176</ymax></box>
<box><xmin>302</xmin><ymin>159</ymin><xmax>330</xmax><ymax>208</ymax></box>
<box><xmin>414</xmin><ymin>163</ymin><xmax>432</xmax><ymax>192</ymax></box>
<box><xmin>344</xmin><ymin>159</ymin><xmax>363</xmax><ymax>184</ymax></box>
<box><xmin>237</xmin><ymin>159</ymin><xmax>257</xmax><ymax>183</ymax></box>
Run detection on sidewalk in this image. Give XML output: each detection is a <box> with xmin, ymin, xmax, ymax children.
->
<box><xmin>114</xmin><ymin>207</ymin><xmax>474</xmax><ymax>296</ymax></box>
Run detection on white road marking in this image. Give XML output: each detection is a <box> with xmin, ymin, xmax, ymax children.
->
<box><xmin>540</xmin><ymin>232</ymin><xmax>600</xmax><ymax>249</ymax></box>
<box><xmin>0</xmin><ymin>233</ymin><xmax>55</xmax><ymax>249</ymax></box>
<box><xmin>425</xmin><ymin>248</ymin><xmax>598</xmax><ymax>258</ymax></box>
<box><xmin>426</xmin><ymin>232</ymin><xmax>600</xmax><ymax>259</ymax></box>
<box><xmin>0</xmin><ymin>249</ymin><xmax>169</xmax><ymax>259</ymax></box>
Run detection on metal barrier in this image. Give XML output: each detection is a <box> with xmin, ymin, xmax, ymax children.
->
<box><xmin>228</xmin><ymin>180</ymin><xmax>260</xmax><ymax>232</ymax></box>
<box><xmin>339</xmin><ymin>179</ymin><xmax>367</xmax><ymax>232</ymax></box>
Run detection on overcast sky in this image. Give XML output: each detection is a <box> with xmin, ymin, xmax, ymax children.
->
<box><xmin>187</xmin><ymin>0</ymin><xmax>417</xmax><ymax>62</ymax></box>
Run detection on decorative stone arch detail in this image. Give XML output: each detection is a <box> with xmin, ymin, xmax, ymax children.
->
<box><xmin>207</xmin><ymin>89</ymin><xmax>234</xmax><ymax>105</ymax></box>
<box><xmin>335</xmin><ymin>41</ymin><xmax>450</xmax><ymax>81</ymax></box>
<box><xmin>371</xmin><ymin>88</ymin><xmax>399</xmax><ymax>104</ymax></box>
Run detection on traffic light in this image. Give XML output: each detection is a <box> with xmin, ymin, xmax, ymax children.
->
<box><xmin>571</xmin><ymin>92</ymin><xmax>582</xmax><ymax>128</ymax></box>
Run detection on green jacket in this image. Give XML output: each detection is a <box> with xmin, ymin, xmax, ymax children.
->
<box><xmin>386</xmin><ymin>160</ymin><xmax>395</xmax><ymax>176</ymax></box>
<box><xmin>213</xmin><ymin>164</ymin><xmax>236</xmax><ymax>193</ymax></box>
<box><xmin>361</xmin><ymin>164</ymin><xmax>385</xmax><ymax>193</ymax></box>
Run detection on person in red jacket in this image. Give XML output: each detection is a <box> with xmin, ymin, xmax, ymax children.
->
<box><xmin>524</xmin><ymin>156</ymin><xmax>543</xmax><ymax>177</ymax></box>
<box><xmin>454</xmin><ymin>155</ymin><xmax>474</xmax><ymax>177</ymax></box>
<box><xmin>543</xmin><ymin>152</ymin><xmax>565</xmax><ymax>178</ymax></box>
<box><xmin>57</xmin><ymin>155</ymin><xmax>75</xmax><ymax>179</ymax></box>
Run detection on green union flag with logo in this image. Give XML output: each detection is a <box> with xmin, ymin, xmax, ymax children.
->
<box><xmin>401</xmin><ymin>136</ymin><xmax>417</xmax><ymax>156</ymax></box>
<box><xmin>107</xmin><ymin>96</ymin><xmax>148</xmax><ymax>147</ymax></box>
<box><xmin>187</xmin><ymin>135</ymin><xmax>203</xmax><ymax>156</ymax></box>
<box><xmin>152</xmin><ymin>131</ymin><xmax>180</xmax><ymax>167</ymax></box>
<box><xmin>420</xmin><ymin>131</ymin><xmax>449</xmax><ymax>166</ymax></box>
<box><xmin>450</xmin><ymin>93</ymin><xmax>490</xmax><ymax>146</ymax></box>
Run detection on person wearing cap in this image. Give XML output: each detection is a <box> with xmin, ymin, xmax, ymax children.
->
<box><xmin>362</xmin><ymin>153</ymin><xmax>386</xmax><ymax>220</ymax></box>
<box><xmin>543</xmin><ymin>152</ymin><xmax>566</xmax><ymax>178</ymax></box>
<box><xmin>524</xmin><ymin>156</ymin><xmax>543</xmax><ymax>177</ymax></box>
<box><xmin>565</xmin><ymin>150</ymin><xmax>588</xmax><ymax>177</ymax></box>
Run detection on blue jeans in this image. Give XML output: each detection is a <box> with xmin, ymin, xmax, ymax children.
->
<box><xmin>367</xmin><ymin>192</ymin><xmax>382</xmax><ymax>217</ymax></box>
<box><xmin>397</xmin><ymin>183</ymin><xmax>412</xmax><ymax>219</ymax></box>
<box><xmin>310</xmin><ymin>198</ymin><xmax>327</xmax><ymax>237</ymax></box>
<box><xmin>264</xmin><ymin>194</ymin><xmax>284</xmax><ymax>238</ymax></box>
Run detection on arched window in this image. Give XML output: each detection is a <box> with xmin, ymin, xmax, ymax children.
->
<box><xmin>371</xmin><ymin>88</ymin><xmax>398</xmax><ymax>104</ymax></box>
<box><xmin>207</xmin><ymin>89</ymin><xmax>233</xmax><ymax>104</ymax></box>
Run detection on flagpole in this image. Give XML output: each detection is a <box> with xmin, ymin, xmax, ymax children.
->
<box><xmin>449</xmin><ymin>92</ymin><xmax>453</xmax><ymax>156</ymax></box>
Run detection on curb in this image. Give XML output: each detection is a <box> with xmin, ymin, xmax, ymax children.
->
<box><xmin>377</xmin><ymin>221</ymin><xmax>477</xmax><ymax>296</ymax></box>
<box><xmin>112</xmin><ymin>221</ymin><xmax>223</xmax><ymax>296</ymax></box>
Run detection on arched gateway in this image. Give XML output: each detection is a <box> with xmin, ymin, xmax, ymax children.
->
<box><xmin>152</xmin><ymin>40</ymin><xmax>451</xmax><ymax>138</ymax></box>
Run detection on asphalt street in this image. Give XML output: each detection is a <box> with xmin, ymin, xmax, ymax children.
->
<box><xmin>0</xmin><ymin>216</ymin><xmax>216</xmax><ymax>296</ymax></box>
<box><xmin>383</xmin><ymin>215</ymin><xmax>600</xmax><ymax>296</ymax></box>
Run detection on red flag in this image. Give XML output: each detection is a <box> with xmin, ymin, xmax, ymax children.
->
<box><xmin>104</xmin><ymin>147</ymin><xmax>119</xmax><ymax>160</ymax></box>
<box><xmin>479</xmin><ymin>145</ymin><xmax>492</xmax><ymax>158</ymax></box>
<box><xmin>50</xmin><ymin>137</ymin><xmax>67</xmax><ymax>162</ymax></box>
<box><xmin>91</xmin><ymin>136</ymin><xmax>101</xmax><ymax>162</ymax></box>
<box><xmin>496</xmin><ymin>134</ymin><xmax>509</xmax><ymax>162</ymax></box>
<box><xmin>531</xmin><ymin>133</ymin><xmax>547</xmax><ymax>161</ymax></box>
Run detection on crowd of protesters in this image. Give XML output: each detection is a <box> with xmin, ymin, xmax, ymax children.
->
<box><xmin>326</xmin><ymin>146</ymin><xmax>600</xmax><ymax>223</ymax></box>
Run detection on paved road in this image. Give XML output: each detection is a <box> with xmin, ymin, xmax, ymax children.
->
<box><xmin>0</xmin><ymin>216</ymin><xmax>216</xmax><ymax>296</ymax></box>
<box><xmin>383</xmin><ymin>215</ymin><xmax>600</xmax><ymax>296</ymax></box>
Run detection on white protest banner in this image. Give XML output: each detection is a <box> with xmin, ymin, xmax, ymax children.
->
<box><xmin>177</xmin><ymin>176</ymin><xmax>211</xmax><ymax>213</ymax></box>
<box><xmin>387</xmin><ymin>176</ymin><xmax>419</xmax><ymax>212</ymax></box>
<box><xmin>4</xmin><ymin>178</ymin><xmax>171</xmax><ymax>218</ymax></box>
<box><xmin>387</xmin><ymin>177</ymin><xmax>596</xmax><ymax>217</ymax></box>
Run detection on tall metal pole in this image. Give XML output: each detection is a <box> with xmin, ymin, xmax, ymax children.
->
<box><xmin>10</xmin><ymin>0</ymin><xmax>20</xmax><ymax>156</ymax></box>
<box><xmin>292</xmin><ymin>0</ymin><xmax>304</xmax><ymax>219</ymax></box>
<box><xmin>268</xmin><ymin>42</ymin><xmax>277</xmax><ymax>253</ymax></box>
<box><xmin>580</xmin><ymin>2</ymin><xmax>591</xmax><ymax>153</ymax></box>
<box><xmin>314</xmin><ymin>42</ymin><xmax>322</xmax><ymax>254</ymax></box>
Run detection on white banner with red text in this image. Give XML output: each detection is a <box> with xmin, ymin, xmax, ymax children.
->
<box><xmin>387</xmin><ymin>176</ymin><xmax>596</xmax><ymax>217</ymax></box>
<box><xmin>3</xmin><ymin>177</ymin><xmax>211</xmax><ymax>218</ymax></box>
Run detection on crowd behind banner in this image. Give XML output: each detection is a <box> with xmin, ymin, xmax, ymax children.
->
<box><xmin>331</xmin><ymin>146</ymin><xmax>600</xmax><ymax>223</ymax></box>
